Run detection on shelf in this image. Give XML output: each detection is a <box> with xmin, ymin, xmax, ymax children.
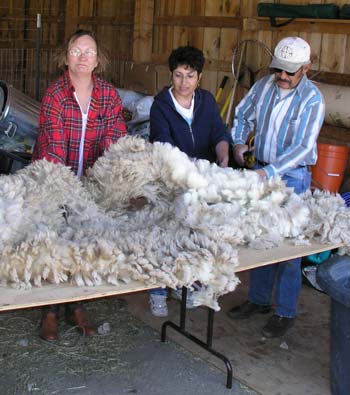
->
<box><xmin>245</xmin><ymin>17</ymin><xmax>350</xmax><ymax>34</ymax></box>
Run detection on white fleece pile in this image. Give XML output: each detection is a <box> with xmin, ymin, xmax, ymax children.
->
<box><xmin>0</xmin><ymin>136</ymin><xmax>348</xmax><ymax>310</ymax></box>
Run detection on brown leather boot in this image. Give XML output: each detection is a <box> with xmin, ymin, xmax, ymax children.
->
<box><xmin>40</xmin><ymin>311</ymin><xmax>58</xmax><ymax>341</ymax></box>
<box><xmin>65</xmin><ymin>306</ymin><xmax>96</xmax><ymax>336</ymax></box>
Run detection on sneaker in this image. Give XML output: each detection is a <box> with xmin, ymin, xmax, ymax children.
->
<box><xmin>170</xmin><ymin>287</ymin><xmax>197</xmax><ymax>309</ymax></box>
<box><xmin>149</xmin><ymin>294</ymin><xmax>168</xmax><ymax>317</ymax></box>
<box><xmin>262</xmin><ymin>314</ymin><xmax>294</xmax><ymax>338</ymax></box>
<box><xmin>227</xmin><ymin>301</ymin><xmax>271</xmax><ymax>320</ymax></box>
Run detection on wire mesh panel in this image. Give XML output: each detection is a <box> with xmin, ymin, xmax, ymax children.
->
<box><xmin>0</xmin><ymin>1</ymin><xmax>135</xmax><ymax>100</ymax></box>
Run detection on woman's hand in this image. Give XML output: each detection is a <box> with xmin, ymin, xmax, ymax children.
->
<box><xmin>215</xmin><ymin>141</ymin><xmax>230</xmax><ymax>168</ymax></box>
<box><xmin>217</xmin><ymin>156</ymin><xmax>229</xmax><ymax>168</ymax></box>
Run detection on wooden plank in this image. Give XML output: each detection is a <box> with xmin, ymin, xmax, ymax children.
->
<box><xmin>249</xmin><ymin>17</ymin><xmax>350</xmax><ymax>35</ymax></box>
<box><xmin>0</xmin><ymin>241</ymin><xmax>342</xmax><ymax>312</ymax></box>
<box><xmin>0</xmin><ymin>282</ymin><xmax>158</xmax><ymax>312</ymax></box>
<box><xmin>153</xmin><ymin>15</ymin><xmax>243</xmax><ymax>28</ymax></box>
<box><xmin>79</xmin><ymin>0</ymin><xmax>94</xmax><ymax>17</ymax></box>
<box><xmin>152</xmin><ymin>54</ymin><xmax>232</xmax><ymax>72</ymax></box>
<box><xmin>201</xmin><ymin>1</ymin><xmax>220</xmax><ymax>96</ymax></box>
<box><xmin>222</xmin><ymin>0</ymin><xmax>241</xmax><ymax>16</ymax></box>
<box><xmin>236</xmin><ymin>241</ymin><xmax>343</xmax><ymax>273</ymax></box>
<box><xmin>188</xmin><ymin>0</ymin><xmax>205</xmax><ymax>49</ymax></box>
<box><xmin>320</xmin><ymin>33</ymin><xmax>347</xmax><ymax>73</ymax></box>
<box><xmin>64</xmin><ymin>16</ymin><xmax>134</xmax><ymax>26</ymax></box>
<box><xmin>156</xmin><ymin>0</ymin><xmax>175</xmax><ymax>56</ymax></box>
<box><xmin>219</xmin><ymin>0</ymin><xmax>241</xmax><ymax>62</ymax></box>
<box><xmin>173</xmin><ymin>0</ymin><xmax>191</xmax><ymax>47</ymax></box>
<box><xmin>65</xmin><ymin>0</ymin><xmax>79</xmax><ymax>38</ymax></box>
<box><xmin>219</xmin><ymin>28</ymin><xmax>240</xmax><ymax>62</ymax></box>
<box><xmin>240</xmin><ymin>0</ymin><xmax>260</xmax><ymax>18</ymax></box>
<box><xmin>344</xmin><ymin>36</ymin><xmax>350</xmax><ymax>75</ymax></box>
<box><xmin>201</xmin><ymin>69</ymin><xmax>218</xmax><ymax>96</ymax></box>
<box><xmin>132</xmin><ymin>0</ymin><xmax>154</xmax><ymax>62</ymax></box>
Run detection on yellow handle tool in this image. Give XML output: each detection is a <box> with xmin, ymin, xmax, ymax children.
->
<box><xmin>243</xmin><ymin>133</ymin><xmax>255</xmax><ymax>168</ymax></box>
<box><xmin>215</xmin><ymin>75</ymin><xmax>229</xmax><ymax>102</ymax></box>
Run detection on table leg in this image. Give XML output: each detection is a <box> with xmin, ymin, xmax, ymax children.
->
<box><xmin>161</xmin><ymin>287</ymin><xmax>233</xmax><ymax>389</ymax></box>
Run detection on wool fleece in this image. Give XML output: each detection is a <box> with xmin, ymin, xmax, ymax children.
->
<box><xmin>0</xmin><ymin>137</ymin><xmax>348</xmax><ymax>310</ymax></box>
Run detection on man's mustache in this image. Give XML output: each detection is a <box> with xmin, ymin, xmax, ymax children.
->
<box><xmin>277</xmin><ymin>78</ymin><xmax>291</xmax><ymax>84</ymax></box>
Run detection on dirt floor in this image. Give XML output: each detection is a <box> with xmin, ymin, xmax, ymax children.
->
<box><xmin>0</xmin><ymin>297</ymin><xmax>257</xmax><ymax>395</ymax></box>
<box><xmin>124</xmin><ymin>272</ymin><xmax>332</xmax><ymax>395</ymax></box>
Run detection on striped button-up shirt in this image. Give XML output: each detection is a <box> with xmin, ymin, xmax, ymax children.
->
<box><xmin>231</xmin><ymin>74</ymin><xmax>325</xmax><ymax>178</ymax></box>
<box><xmin>33</xmin><ymin>71</ymin><xmax>127</xmax><ymax>175</ymax></box>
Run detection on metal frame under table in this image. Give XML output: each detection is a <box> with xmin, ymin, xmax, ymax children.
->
<box><xmin>161</xmin><ymin>241</ymin><xmax>342</xmax><ymax>389</ymax></box>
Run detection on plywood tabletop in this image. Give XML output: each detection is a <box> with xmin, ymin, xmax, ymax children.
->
<box><xmin>0</xmin><ymin>240</ymin><xmax>342</xmax><ymax>312</ymax></box>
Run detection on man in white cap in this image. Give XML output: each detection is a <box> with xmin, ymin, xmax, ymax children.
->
<box><xmin>228</xmin><ymin>37</ymin><xmax>325</xmax><ymax>338</ymax></box>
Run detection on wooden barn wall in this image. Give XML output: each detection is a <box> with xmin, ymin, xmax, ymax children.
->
<box><xmin>131</xmin><ymin>0</ymin><xmax>350</xmax><ymax>144</ymax></box>
<box><xmin>140</xmin><ymin>0</ymin><xmax>350</xmax><ymax>103</ymax></box>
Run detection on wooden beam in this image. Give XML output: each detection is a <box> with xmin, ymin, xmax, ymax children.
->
<box><xmin>153</xmin><ymin>15</ymin><xmax>242</xmax><ymax>28</ymax></box>
<box><xmin>133</xmin><ymin>0</ymin><xmax>154</xmax><ymax>62</ymax></box>
<box><xmin>65</xmin><ymin>15</ymin><xmax>134</xmax><ymax>26</ymax></box>
<box><xmin>151</xmin><ymin>53</ymin><xmax>232</xmax><ymax>72</ymax></box>
<box><xmin>319</xmin><ymin>123</ymin><xmax>350</xmax><ymax>146</ymax></box>
<box><xmin>310</xmin><ymin>71</ymin><xmax>350</xmax><ymax>86</ymax></box>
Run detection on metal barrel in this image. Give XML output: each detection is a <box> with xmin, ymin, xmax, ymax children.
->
<box><xmin>0</xmin><ymin>80</ymin><xmax>40</xmax><ymax>148</ymax></box>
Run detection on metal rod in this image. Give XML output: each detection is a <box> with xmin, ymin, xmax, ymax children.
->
<box><xmin>35</xmin><ymin>14</ymin><xmax>41</xmax><ymax>101</ymax></box>
<box><xmin>206</xmin><ymin>308</ymin><xmax>214</xmax><ymax>348</ymax></box>
<box><xmin>161</xmin><ymin>319</ymin><xmax>233</xmax><ymax>389</ymax></box>
<box><xmin>225</xmin><ymin>40</ymin><xmax>247</xmax><ymax>129</ymax></box>
<box><xmin>179</xmin><ymin>286</ymin><xmax>187</xmax><ymax>331</ymax></box>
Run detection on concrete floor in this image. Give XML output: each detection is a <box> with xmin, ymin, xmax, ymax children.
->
<box><xmin>122</xmin><ymin>271</ymin><xmax>332</xmax><ymax>395</ymax></box>
<box><xmin>0</xmin><ymin>295</ymin><xmax>256</xmax><ymax>395</ymax></box>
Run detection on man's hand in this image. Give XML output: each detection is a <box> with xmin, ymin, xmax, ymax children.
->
<box><xmin>255</xmin><ymin>168</ymin><xmax>267</xmax><ymax>179</ymax></box>
<box><xmin>233</xmin><ymin>144</ymin><xmax>249</xmax><ymax>166</ymax></box>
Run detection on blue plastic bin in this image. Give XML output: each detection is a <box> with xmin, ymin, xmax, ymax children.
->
<box><xmin>317</xmin><ymin>255</ymin><xmax>350</xmax><ymax>395</ymax></box>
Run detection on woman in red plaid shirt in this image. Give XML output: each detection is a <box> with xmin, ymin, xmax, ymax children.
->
<box><xmin>33</xmin><ymin>29</ymin><xmax>127</xmax><ymax>341</ymax></box>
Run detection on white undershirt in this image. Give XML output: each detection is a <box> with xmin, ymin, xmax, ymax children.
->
<box><xmin>169</xmin><ymin>88</ymin><xmax>194</xmax><ymax>125</ymax></box>
<box><xmin>279</xmin><ymin>87</ymin><xmax>294</xmax><ymax>99</ymax></box>
<box><xmin>74</xmin><ymin>92</ymin><xmax>91</xmax><ymax>178</ymax></box>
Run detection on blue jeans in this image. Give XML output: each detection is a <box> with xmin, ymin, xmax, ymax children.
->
<box><xmin>149</xmin><ymin>287</ymin><xmax>167</xmax><ymax>296</ymax></box>
<box><xmin>248</xmin><ymin>166</ymin><xmax>311</xmax><ymax>318</ymax></box>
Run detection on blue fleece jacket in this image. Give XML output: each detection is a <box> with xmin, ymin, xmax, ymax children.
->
<box><xmin>150</xmin><ymin>87</ymin><xmax>230</xmax><ymax>163</ymax></box>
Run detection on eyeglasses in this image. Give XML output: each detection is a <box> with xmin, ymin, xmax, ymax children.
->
<box><xmin>272</xmin><ymin>67</ymin><xmax>302</xmax><ymax>76</ymax></box>
<box><xmin>68</xmin><ymin>48</ymin><xmax>97</xmax><ymax>58</ymax></box>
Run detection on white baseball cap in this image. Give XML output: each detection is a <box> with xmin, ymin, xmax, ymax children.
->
<box><xmin>270</xmin><ymin>37</ymin><xmax>311</xmax><ymax>73</ymax></box>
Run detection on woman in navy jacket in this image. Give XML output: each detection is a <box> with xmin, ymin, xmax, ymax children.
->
<box><xmin>148</xmin><ymin>45</ymin><xmax>231</xmax><ymax>316</ymax></box>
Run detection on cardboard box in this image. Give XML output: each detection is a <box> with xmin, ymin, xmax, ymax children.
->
<box><xmin>123</xmin><ymin>62</ymin><xmax>170</xmax><ymax>95</ymax></box>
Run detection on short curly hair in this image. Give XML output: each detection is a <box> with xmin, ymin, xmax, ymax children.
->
<box><xmin>55</xmin><ymin>29</ymin><xmax>109</xmax><ymax>73</ymax></box>
<box><xmin>168</xmin><ymin>46</ymin><xmax>205</xmax><ymax>74</ymax></box>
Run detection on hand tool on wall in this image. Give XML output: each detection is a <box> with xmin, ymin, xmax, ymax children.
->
<box><xmin>215</xmin><ymin>75</ymin><xmax>229</xmax><ymax>102</ymax></box>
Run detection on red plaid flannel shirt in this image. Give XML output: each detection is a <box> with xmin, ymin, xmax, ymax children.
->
<box><xmin>32</xmin><ymin>71</ymin><xmax>127</xmax><ymax>175</ymax></box>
